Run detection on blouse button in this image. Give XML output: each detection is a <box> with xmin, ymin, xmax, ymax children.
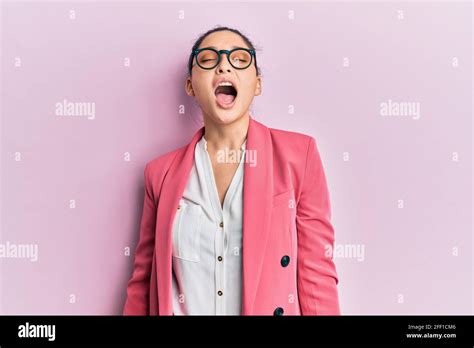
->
<box><xmin>217</xmin><ymin>290</ymin><xmax>223</xmax><ymax>296</ymax></box>
<box><xmin>219</xmin><ymin>221</ymin><xmax>224</xmax><ymax>228</ymax></box>
<box><xmin>217</xmin><ymin>256</ymin><xmax>223</xmax><ymax>262</ymax></box>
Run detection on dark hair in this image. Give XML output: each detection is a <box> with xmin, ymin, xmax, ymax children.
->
<box><xmin>187</xmin><ymin>26</ymin><xmax>261</xmax><ymax>77</ymax></box>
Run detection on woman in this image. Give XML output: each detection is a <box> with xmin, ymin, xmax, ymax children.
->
<box><xmin>123</xmin><ymin>26</ymin><xmax>341</xmax><ymax>315</ymax></box>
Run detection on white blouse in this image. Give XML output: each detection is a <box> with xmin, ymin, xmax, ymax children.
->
<box><xmin>171</xmin><ymin>134</ymin><xmax>247</xmax><ymax>315</ymax></box>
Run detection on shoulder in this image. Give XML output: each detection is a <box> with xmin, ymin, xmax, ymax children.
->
<box><xmin>268</xmin><ymin>126</ymin><xmax>316</xmax><ymax>158</ymax></box>
<box><xmin>144</xmin><ymin>144</ymin><xmax>187</xmax><ymax>180</ymax></box>
<box><xmin>269</xmin><ymin>126</ymin><xmax>314</xmax><ymax>142</ymax></box>
<box><xmin>140</xmin><ymin>144</ymin><xmax>188</xmax><ymax>202</ymax></box>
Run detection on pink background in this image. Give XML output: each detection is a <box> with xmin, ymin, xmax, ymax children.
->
<box><xmin>0</xmin><ymin>1</ymin><xmax>472</xmax><ymax>314</ymax></box>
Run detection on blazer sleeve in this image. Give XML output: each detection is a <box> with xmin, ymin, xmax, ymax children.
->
<box><xmin>296</xmin><ymin>136</ymin><xmax>341</xmax><ymax>315</ymax></box>
<box><xmin>123</xmin><ymin>163</ymin><xmax>157</xmax><ymax>315</ymax></box>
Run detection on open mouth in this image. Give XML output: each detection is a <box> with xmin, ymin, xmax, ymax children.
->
<box><xmin>214</xmin><ymin>84</ymin><xmax>238</xmax><ymax>109</ymax></box>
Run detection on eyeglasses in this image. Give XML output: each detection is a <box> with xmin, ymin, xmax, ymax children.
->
<box><xmin>192</xmin><ymin>47</ymin><xmax>256</xmax><ymax>70</ymax></box>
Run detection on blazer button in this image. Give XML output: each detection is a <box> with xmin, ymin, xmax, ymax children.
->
<box><xmin>273</xmin><ymin>307</ymin><xmax>284</xmax><ymax>316</ymax></box>
<box><xmin>280</xmin><ymin>255</ymin><xmax>290</xmax><ymax>267</ymax></box>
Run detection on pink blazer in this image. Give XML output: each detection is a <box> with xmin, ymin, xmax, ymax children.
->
<box><xmin>123</xmin><ymin>116</ymin><xmax>341</xmax><ymax>315</ymax></box>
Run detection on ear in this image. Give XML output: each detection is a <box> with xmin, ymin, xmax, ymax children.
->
<box><xmin>254</xmin><ymin>75</ymin><xmax>262</xmax><ymax>96</ymax></box>
<box><xmin>185</xmin><ymin>77</ymin><xmax>195</xmax><ymax>97</ymax></box>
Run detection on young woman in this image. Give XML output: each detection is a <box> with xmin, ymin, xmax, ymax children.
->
<box><xmin>123</xmin><ymin>26</ymin><xmax>341</xmax><ymax>315</ymax></box>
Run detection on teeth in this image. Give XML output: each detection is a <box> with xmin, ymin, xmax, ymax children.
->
<box><xmin>217</xmin><ymin>81</ymin><xmax>233</xmax><ymax>87</ymax></box>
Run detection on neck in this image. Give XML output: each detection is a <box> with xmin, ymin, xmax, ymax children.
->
<box><xmin>202</xmin><ymin>114</ymin><xmax>250</xmax><ymax>152</ymax></box>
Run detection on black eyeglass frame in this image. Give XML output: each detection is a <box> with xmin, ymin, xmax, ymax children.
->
<box><xmin>191</xmin><ymin>47</ymin><xmax>257</xmax><ymax>70</ymax></box>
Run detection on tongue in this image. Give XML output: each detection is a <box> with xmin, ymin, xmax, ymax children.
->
<box><xmin>216</xmin><ymin>93</ymin><xmax>235</xmax><ymax>105</ymax></box>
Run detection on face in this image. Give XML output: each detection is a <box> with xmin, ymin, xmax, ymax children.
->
<box><xmin>185</xmin><ymin>30</ymin><xmax>262</xmax><ymax>125</ymax></box>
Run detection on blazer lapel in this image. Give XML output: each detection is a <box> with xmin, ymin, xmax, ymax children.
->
<box><xmin>241</xmin><ymin>117</ymin><xmax>274</xmax><ymax>314</ymax></box>
<box><xmin>156</xmin><ymin>126</ymin><xmax>204</xmax><ymax>315</ymax></box>
<box><xmin>156</xmin><ymin>116</ymin><xmax>273</xmax><ymax>315</ymax></box>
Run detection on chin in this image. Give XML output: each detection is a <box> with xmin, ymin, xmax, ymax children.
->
<box><xmin>215</xmin><ymin>112</ymin><xmax>247</xmax><ymax>125</ymax></box>
<box><xmin>208</xmin><ymin>106</ymin><xmax>247</xmax><ymax>125</ymax></box>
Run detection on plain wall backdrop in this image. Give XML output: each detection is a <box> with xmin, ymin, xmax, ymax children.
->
<box><xmin>0</xmin><ymin>0</ymin><xmax>472</xmax><ymax>314</ymax></box>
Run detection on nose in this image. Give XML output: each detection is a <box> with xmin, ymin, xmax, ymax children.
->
<box><xmin>216</xmin><ymin>52</ymin><xmax>232</xmax><ymax>73</ymax></box>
